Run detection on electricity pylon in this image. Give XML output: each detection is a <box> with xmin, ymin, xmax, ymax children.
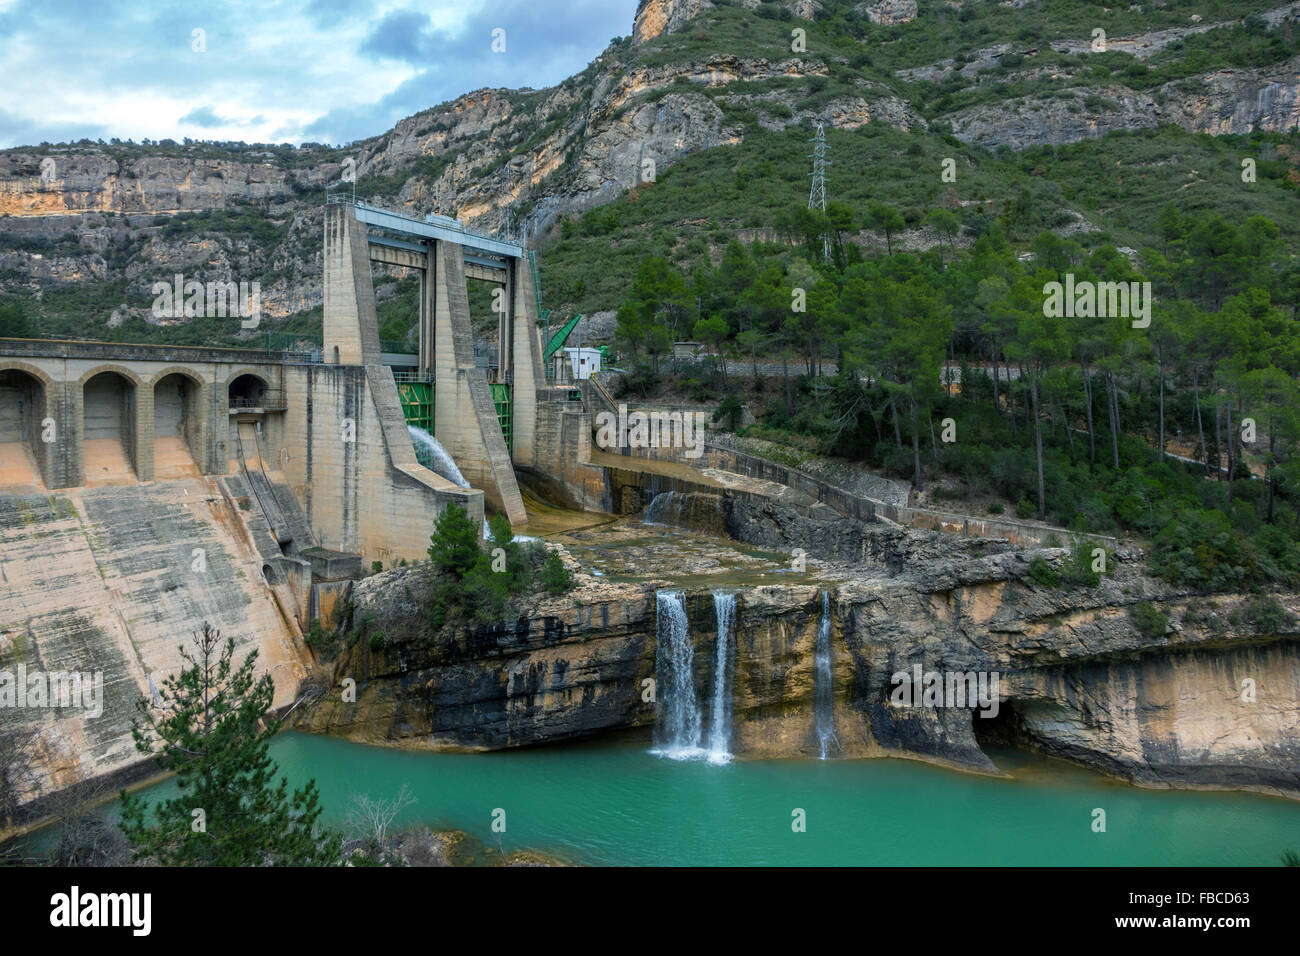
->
<box><xmin>808</xmin><ymin>122</ymin><xmax>831</xmax><ymax>262</ymax></box>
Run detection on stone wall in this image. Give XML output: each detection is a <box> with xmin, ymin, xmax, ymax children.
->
<box><xmin>0</xmin><ymin>338</ymin><xmax>283</xmax><ymax>487</ymax></box>
<box><xmin>280</xmin><ymin>362</ymin><xmax>483</xmax><ymax>567</ymax></box>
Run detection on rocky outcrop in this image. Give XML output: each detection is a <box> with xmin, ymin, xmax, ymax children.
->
<box><xmin>292</xmin><ymin>565</ymin><xmax>661</xmax><ymax>749</ymax></box>
<box><xmin>292</xmin><ymin>529</ymin><xmax>1300</xmax><ymax>798</ymax></box>
<box><xmin>1163</xmin><ymin>55</ymin><xmax>1300</xmax><ymax>136</ymax></box>
<box><xmin>856</xmin><ymin>0</ymin><xmax>917</xmax><ymax>26</ymax></box>
<box><xmin>946</xmin><ymin>87</ymin><xmax>1165</xmax><ymax>150</ymax></box>
<box><xmin>633</xmin><ymin>0</ymin><xmax>714</xmax><ymax>44</ymax></box>
<box><xmin>945</xmin><ymin>63</ymin><xmax>1300</xmax><ymax>149</ymax></box>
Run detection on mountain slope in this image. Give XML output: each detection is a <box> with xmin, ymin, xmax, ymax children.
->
<box><xmin>0</xmin><ymin>0</ymin><xmax>1297</xmax><ymax>343</ymax></box>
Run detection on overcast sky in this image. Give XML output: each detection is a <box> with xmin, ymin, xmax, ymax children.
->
<box><xmin>0</xmin><ymin>0</ymin><xmax>640</xmax><ymax>149</ymax></box>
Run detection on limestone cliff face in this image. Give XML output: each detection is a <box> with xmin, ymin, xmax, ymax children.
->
<box><xmin>837</xmin><ymin>554</ymin><xmax>1300</xmax><ymax>796</ymax></box>
<box><xmin>947</xmin><ymin>63</ymin><xmax>1300</xmax><ymax>149</ymax></box>
<box><xmin>0</xmin><ymin>152</ymin><xmax>317</xmax><ymax>218</ymax></box>
<box><xmin>292</xmin><ymin>536</ymin><xmax>1300</xmax><ymax>798</ymax></box>
<box><xmin>633</xmin><ymin>0</ymin><xmax>714</xmax><ymax>44</ymax></box>
<box><xmin>2</xmin><ymin>2</ymin><xmax>1298</xmax><ymax>327</ymax></box>
<box><xmin>292</xmin><ymin>565</ymin><xmax>662</xmax><ymax>749</ymax></box>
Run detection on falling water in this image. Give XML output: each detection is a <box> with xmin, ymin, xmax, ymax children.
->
<box><xmin>652</xmin><ymin>590</ymin><xmax>703</xmax><ymax>759</ymax></box>
<box><xmin>706</xmin><ymin>590</ymin><xmax>736</xmax><ymax>765</ymax></box>
<box><xmin>408</xmin><ymin>426</ymin><xmax>469</xmax><ymax>488</ymax></box>
<box><xmin>814</xmin><ymin>591</ymin><xmax>841</xmax><ymax>759</ymax></box>
<box><xmin>642</xmin><ymin>491</ymin><xmax>680</xmax><ymax>526</ymax></box>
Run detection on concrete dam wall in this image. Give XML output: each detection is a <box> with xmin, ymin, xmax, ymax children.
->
<box><xmin>0</xmin><ymin>478</ymin><xmax>308</xmax><ymax>812</ymax></box>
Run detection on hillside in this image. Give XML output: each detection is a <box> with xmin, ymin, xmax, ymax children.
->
<box><xmin>0</xmin><ymin>0</ymin><xmax>1298</xmax><ymax>346</ymax></box>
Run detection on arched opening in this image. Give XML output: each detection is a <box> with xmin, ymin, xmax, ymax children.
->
<box><xmin>153</xmin><ymin>373</ymin><xmax>201</xmax><ymax>478</ymax></box>
<box><xmin>332</xmin><ymin>346</ymin><xmax>340</xmax><ymax>365</ymax></box>
<box><xmin>0</xmin><ymin>369</ymin><xmax>46</xmax><ymax>488</ymax></box>
<box><xmin>228</xmin><ymin>374</ymin><xmax>271</xmax><ymax>409</ymax></box>
<box><xmin>82</xmin><ymin>371</ymin><xmax>137</xmax><ymax>484</ymax></box>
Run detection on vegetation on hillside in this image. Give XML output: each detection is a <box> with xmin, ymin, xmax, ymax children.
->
<box><xmin>601</xmin><ymin>194</ymin><xmax>1300</xmax><ymax>592</ymax></box>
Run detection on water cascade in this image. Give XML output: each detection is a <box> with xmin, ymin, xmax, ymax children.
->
<box><xmin>653</xmin><ymin>590</ymin><xmax>703</xmax><ymax>759</ymax></box>
<box><xmin>706</xmin><ymin>590</ymin><xmax>736</xmax><ymax>764</ymax></box>
<box><xmin>642</xmin><ymin>491</ymin><xmax>682</xmax><ymax>526</ymax></box>
<box><xmin>408</xmin><ymin>425</ymin><xmax>469</xmax><ymax>488</ymax></box>
<box><xmin>641</xmin><ymin>490</ymin><xmax>724</xmax><ymax>533</ymax></box>
<box><xmin>814</xmin><ymin>591</ymin><xmax>841</xmax><ymax>759</ymax></box>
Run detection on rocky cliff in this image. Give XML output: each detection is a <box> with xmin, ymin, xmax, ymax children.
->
<box><xmin>292</xmin><ymin>526</ymin><xmax>1300</xmax><ymax>799</ymax></box>
<box><xmin>2</xmin><ymin>1</ymin><xmax>1298</xmax><ymax>334</ymax></box>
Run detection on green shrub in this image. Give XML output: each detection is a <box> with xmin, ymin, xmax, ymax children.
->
<box><xmin>1028</xmin><ymin>556</ymin><xmax>1061</xmax><ymax>587</ymax></box>
<box><xmin>1230</xmin><ymin>595</ymin><xmax>1296</xmax><ymax>634</ymax></box>
<box><xmin>1061</xmin><ymin>539</ymin><xmax>1107</xmax><ymax>587</ymax></box>
<box><xmin>369</xmin><ymin>631</ymin><xmax>386</xmax><ymax>651</ymax></box>
<box><xmin>540</xmin><ymin>550</ymin><xmax>575</xmax><ymax>595</ymax></box>
<box><xmin>1129</xmin><ymin>602</ymin><xmax>1168</xmax><ymax>640</ymax></box>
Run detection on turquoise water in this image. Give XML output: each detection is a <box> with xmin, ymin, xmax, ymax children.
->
<box><xmin>118</xmin><ymin>732</ymin><xmax>1299</xmax><ymax>866</ymax></box>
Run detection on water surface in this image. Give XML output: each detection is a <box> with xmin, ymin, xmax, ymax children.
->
<box><xmin>198</xmin><ymin>733</ymin><xmax>1300</xmax><ymax>866</ymax></box>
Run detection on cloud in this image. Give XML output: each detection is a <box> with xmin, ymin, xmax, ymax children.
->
<box><xmin>0</xmin><ymin>0</ymin><xmax>640</xmax><ymax>149</ymax></box>
<box><xmin>180</xmin><ymin>106</ymin><xmax>266</xmax><ymax>129</ymax></box>
<box><xmin>0</xmin><ymin>107</ymin><xmax>109</xmax><ymax>147</ymax></box>
<box><xmin>179</xmin><ymin>106</ymin><xmax>223</xmax><ymax>128</ymax></box>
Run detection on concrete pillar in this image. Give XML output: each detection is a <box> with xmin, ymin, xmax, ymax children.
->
<box><xmin>432</xmin><ymin>240</ymin><xmax>526</xmax><ymax>525</ymax></box>
<box><xmin>510</xmin><ymin>255</ymin><xmax>546</xmax><ymax>468</ymax></box>
<box><xmin>418</xmin><ymin>243</ymin><xmax>436</xmax><ymax>374</ymax></box>
<box><xmin>135</xmin><ymin>382</ymin><xmax>154</xmax><ymax>482</ymax></box>
<box><xmin>323</xmin><ymin>204</ymin><xmax>382</xmax><ymax>366</ymax></box>
<box><xmin>67</xmin><ymin>381</ymin><xmax>83</xmax><ymax>488</ymax></box>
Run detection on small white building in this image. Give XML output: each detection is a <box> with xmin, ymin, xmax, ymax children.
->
<box><xmin>563</xmin><ymin>347</ymin><xmax>603</xmax><ymax>380</ymax></box>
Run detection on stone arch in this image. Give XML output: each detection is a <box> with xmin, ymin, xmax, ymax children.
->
<box><xmin>0</xmin><ymin>363</ymin><xmax>50</xmax><ymax>488</ymax></box>
<box><xmin>223</xmin><ymin>366</ymin><xmax>275</xmax><ymax>391</ymax></box>
<box><xmin>227</xmin><ymin>369</ymin><xmax>274</xmax><ymax>409</ymax></box>
<box><xmin>81</xmin><ymin>368</ymin><xmax>139</xmax><ymax>483</ymax></box>
<box><xmin>0</xmin><ymin>359</ymin><xmax>55</xmax><ymax>391</ymax></box>
<box><xmin>153</xmin><ymin>370</ymin><xmax>207</xmax><ymax>478</ymax></box>
<box><xmin>148</xmin><ymin>365</ymin><xmax>208</xmax><ymax>389</ymax></box>
<box><xmin>76</xmin><ymin>363</ymin><xmax>144</xmax><ymax>389</ymax></box>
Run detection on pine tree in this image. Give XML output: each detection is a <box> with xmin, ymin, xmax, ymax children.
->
<box><xmin>118</xmin><ymin>624</ymin><xmax>339</xmax><ymax>866</ymax></box>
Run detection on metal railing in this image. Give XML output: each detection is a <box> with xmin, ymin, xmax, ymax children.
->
<box><xmin>229</xmin><ymin>390</ymin><xmax>287</xmax><ymax>411</ymax></box>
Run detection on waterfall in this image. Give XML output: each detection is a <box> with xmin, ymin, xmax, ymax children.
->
<box><xmin>814</xmin><ymin>591</ymin><xmax>841</xmax><ymax>759</ymax></box>
<box><xmin>706</xmin><ymin>590</ymin><xmax>735</xmax><ymax>765</ymax></box>
<box><xmin>408</xmin><ymin>426</ymin><xmax>469</xmax><ymax>488</ymax></box>
<box><xmin>642</xmin><ymin>490</ymin><xmax>680</xmax><ymax>526</ymax></box>
<box><xmin>652</xmin><ymin>590</ymin><xmax>703</xmax><ymax>759</ymax></box>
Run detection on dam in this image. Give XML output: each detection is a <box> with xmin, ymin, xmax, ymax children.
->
<box><xmin>2</xmin><ymin>199</ymin><xmax>1297</xmax><ymax>830</ymax></box>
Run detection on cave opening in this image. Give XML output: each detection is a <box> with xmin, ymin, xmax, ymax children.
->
<box><xmin>971</xmin><ymin>698</ymin><xmax>1025</xmax><ymax>749</ymax></box>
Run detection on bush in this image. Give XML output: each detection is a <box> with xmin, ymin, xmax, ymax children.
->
<box><xmin>540</xmin><ymin>550</ymin><xmax>575</xmax><ymax>595</ymax></box>
<box><xmin>1061</xmin><ymin>539</ymin><xmax>1107</xmax><ymax>587</ymax></box>
<box><xmin>1028</xmin><ymin>556</ymin><xmax>1061</xmax><ymax>587</ymax></box>
<box><xmin>1230</xmin><ymin>595</ymin><xmax>1296</xmax><ymax>634</ymax></box>
<box><xmin>1149</xmin><ymin>509</ymin><xmax>1259</xmax><ymax>591</ymax></box>
<box><xmin>369</xmin><ymin>631</ymin><xmax>386</xmax><ymax>651</ymax></box>
<box><xmin>1129</xmin><ymin>602</ymin><xmax>1168</xmax><ymax>640</ymax></box>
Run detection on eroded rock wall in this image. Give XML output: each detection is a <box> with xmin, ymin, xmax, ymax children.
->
<box><xmin>292</xmin><ymin>532</ymin><xmax>1300</xmax><ymax>797</ymax></box>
